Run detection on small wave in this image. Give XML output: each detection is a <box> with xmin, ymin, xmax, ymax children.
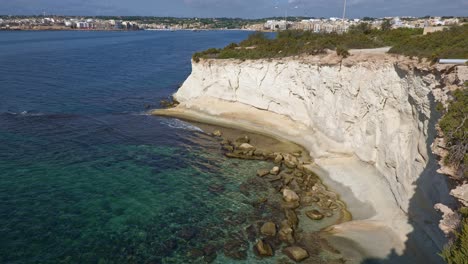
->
<box><xmin>19</xmin><ymin>111</ymin><xmax>45</xmax><ymax>116</ymax></box>
<box><xmin>1</xmin><ymin>110</ymin><xmax>45</xmax><ymax>116</ymax></box>
<box><xmin>160</xmin><ymin>118</ymin><xmax>203</xmax><ymax>132</ymax></box>
<box><xmin>128</xmin><ymin>111</ymin><xmax>152</xmax><ymax>116</ymax></box>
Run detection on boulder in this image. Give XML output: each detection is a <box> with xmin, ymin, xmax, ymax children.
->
<box><xmin>306</xmin><ymin>209</ymin><xmax>324</xmax><ymax>220</ymax></box>
<box><xmin>270</xmin><ymin>166</ymin><xmax>280</xmax><ymax>175</ymax></box>
<box><xmin>301</xmin><ymin>195</ymin><xmax>319</xmax><ymax>205</ymax></box>
<box><xmin>283</xmin><ymin>154</ymin><xmax>299</xmax><ymax>168</ymax></box>
<box><xmin>434</xmin><ymin>203</ymin><xmax>461</xmax><ymax>236</ymax></box>
<box><xmin>278</xmin><ymin>220</ymin><xmax>295</xmax><ymax>244</ymax></box>
<box><xmin>254</xmin><ymin>239</ymin><xmax>273</xmax><ymax>257</ymax></box>
<box><xmin>266</xmin><ymin>175</ymin><xmax>282</xmax><ymax>182</ymax></box>
<box><xmin>450</xmin><ymin>184</ymin><xmax>468</xmax><ymax>207</ymax></box>
<box><xmin>257</xmin><ymin>169</ymin><xmax>270</xmax><ymax>177</ymax></box>
<box><xmin>260</xmin><ymin>222</ymin><xmax>276</xmax><ymax>236</ymax></box>
<box><xmin>283</xmin><ymin>189</ymin><xmax>300</xmax><ymax>202</ymax></box>
<box><xmin>274</xmin><ymin>154</ymin><xmax>283</xmax><ymax>164</ymax></box>
<box><xmin>284</xmin><ymin>209</ymin><xmax>299</xmax><ymax>227</ymax></box>
<box><xmin>238</xmin><ymin>143</ymin><xmax>255</xmax><ymax>151</ymax></box>
<box><xmin>292</xmin><ymin>151</ymin><xmax>302</xmax><ymax>157</ymax></box>
<box><xmin>283</xmin><ymin>246</ymin><xmax>309</xmax><ymax>262</ymax></box>
<box><xmin>212</xmin><ymin>130</ymin><xmax>222</xmax><ymax>137</ymax></box>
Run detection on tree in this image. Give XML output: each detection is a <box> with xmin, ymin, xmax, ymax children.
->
<box><xmin>336</xmin><ymin>46</ymin><xmax>350</xmax><ymax>58</ymax></box>
<box><xmin>349</xmin><ymin>22</ymin><xmax>373</xmax><ymax>34</ymax></box>
<box><xmin>381</xmin><ymin>19</ymin><xmax>392</xmax><ymax>31</ymax></box>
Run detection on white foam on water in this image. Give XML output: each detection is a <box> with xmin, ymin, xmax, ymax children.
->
<box><xmin>160</xmin><ymin>118</ymin><xmax>204</xmax><ymax>132</ymax></box>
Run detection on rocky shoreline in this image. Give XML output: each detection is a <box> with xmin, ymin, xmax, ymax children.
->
<box><xmin>203</xmin><ymin>126</ymin><xmax>352</xmax><ymax>262</ymax></box>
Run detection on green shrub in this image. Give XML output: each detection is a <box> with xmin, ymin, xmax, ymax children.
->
<box><xmin>336</xmin><ymin>46</ymin><xmax>350</xmax><ymax>58</ymax></box>
<box><xmin>438</xmin><ymin>89</ymin><xmax>468</xmax><ymax>176</ymax></box>
<box><xmin>440</xmin><ymin>218</ymin><xmax>468</xmax><ymax>264</ymax></box>
<box><xmin>389</xmin><ymin>24</ymin><xmax>468</xmax><ymax>59</ymax></box>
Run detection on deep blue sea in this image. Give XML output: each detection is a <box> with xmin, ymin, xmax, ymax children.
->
<box><xmin>0</xmin><ymin>30</ymin><xmax>282</xmax><ymax>263</ymax></box>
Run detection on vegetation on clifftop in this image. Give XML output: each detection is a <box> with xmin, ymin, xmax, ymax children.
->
<box><xmin>440</xmin><ymin>207</ymin><xmax>468</xmax><ymax>264</ymax></box>
<box><xmin>438</xmin><ymin>88</ymin><xmax>468</xmax><ymax>178</ymax></box>
<box><xmin>438</xmin><ymin>85</ymin><xmax>467</xmax><ymax>264</ymax></box>
<box><xmin>193</xmin><ymin>24</ymin><xmax>468</xmax><ymax>62</ymax></box>
<box><xmin>389</xmin><ymin>25</ymin><xmax>468</xmax><ymax>61</ymax></box>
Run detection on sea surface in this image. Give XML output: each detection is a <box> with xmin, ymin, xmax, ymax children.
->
<box><xmin>0</xmin><ymin>30</ymin><xmax>284</xmax><ymax>263</ymax></box>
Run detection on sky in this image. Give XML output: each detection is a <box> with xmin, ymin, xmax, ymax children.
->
<box><xmin>1</xmin><ymin>0</ymin><xmax>467</xmax><ymax>18</ymax></box>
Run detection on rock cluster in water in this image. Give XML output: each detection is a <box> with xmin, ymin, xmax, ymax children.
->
<box><xmin>213</xmin><ymin>131</ymin><xmax>347</xmax><ymax>262</ymax></box>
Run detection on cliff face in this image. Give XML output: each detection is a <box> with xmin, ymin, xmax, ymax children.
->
<box><xmin>177</xmin><ymin>58</ymin><xmax>434</xmax><ymax>212</ymax></box>
<box><xmin>171</xmin><ymin>55</ymin><xmax>461</xmax><ymax>262</ymax></box>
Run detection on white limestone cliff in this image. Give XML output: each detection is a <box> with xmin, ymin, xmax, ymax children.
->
<box><xmin>161</xmin><ymin>52</ymin><xmax>464</xmax><ymax>263</ymax></box>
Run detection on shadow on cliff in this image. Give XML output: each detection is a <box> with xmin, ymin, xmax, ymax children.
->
<box><xmin>361</xmin><ymin>72</ymin><xmax>456</xmax><ymax>264</ymax></box>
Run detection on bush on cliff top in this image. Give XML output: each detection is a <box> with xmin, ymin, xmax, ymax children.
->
<box><xmin>389</xmin><ymin>24</ymin><xmax>468</xmax><ymax>61</ymax></box>
<box><xmin>192</xmin><ymin>24</ymin><xmax>468</xmax><ymax>61</ymax></box>
<box><xmin>438</xmin><ymin>88</ymin><xmax>468</xmax><ymax>178</ymax></box>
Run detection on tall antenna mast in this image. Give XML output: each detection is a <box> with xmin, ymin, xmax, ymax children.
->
<box><xmin>342</xmin><ymin>0</ymin><xmax>347</xmax><ymax>31</ymax></box>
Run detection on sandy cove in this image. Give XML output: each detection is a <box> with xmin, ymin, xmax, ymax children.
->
<box><xmin>152</xmin><ymin>97</ymin><xmax>414</xmax><ymax>263</ymax></box>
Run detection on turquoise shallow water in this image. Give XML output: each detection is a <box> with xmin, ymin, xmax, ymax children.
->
<box><xmin>0</xmin><ymin>30</ymin><xmax>282</xmax><ymax>263</ymax></box>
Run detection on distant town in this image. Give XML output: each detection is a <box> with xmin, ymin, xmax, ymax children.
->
<box><xmin>0</xmin><ymin>15</ymin><xmax>466</xmax><ymax>33</ymax></box>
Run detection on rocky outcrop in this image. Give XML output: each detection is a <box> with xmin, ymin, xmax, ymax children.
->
<box><xmin>156</xmin><ymin>53</ymin><xmax>467</xmax><ymax>262</ymax></box>
<box><xmin>450</xmin><ymin>185</ymin><xmax>468</xmax><ymax>207</ymax></box>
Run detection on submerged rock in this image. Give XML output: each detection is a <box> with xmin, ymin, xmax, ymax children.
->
<box><xmin>284</xmin><ymin>209</ymin><xmax>299</xmax><ymax>228</ymax></box>
<box><xmin>266</xmin><ymin>175</ymin><xmax>282</xmax><ymax>182</ymax></box>
<box><xmin>223</xmin><ymin>239</ymin><xmax>248</xmax><ymax>260</ymax></box>
<box><xmin>208</xmin><ymin>183</ymin><xmax>225</xmax><ymax>194</ymax></box>
<box><xmin>283</xmin><ymin>189</ymin><xmax>300</xmax><ymax>203</ymax></box>
<box><xmin>283</xmin><ymin>246</ymin><xmax>309</xmax><ymax>262</ymax></box>
<box><xmin>246</xmin><ymin>224</ymin><xmax>257</xmax><ymax>242</ymax></box>
<box><xmin>306</xmin><ymin>209</ymin><xmax>324</xmax><ymax>220</ymax></box>
<box><xmin>278</xmin><ymin>220</ymin><xmax>295</xmax><ymax>244</ymax></box>
<box><xmin>177</xmin><ymin>226</ymin><xmax>199</xmax><ymax>241</ymax></box>
<box><xmin>254</xmin><ymin>239</ymin><xmax>274</xmax><ymax>257</ymax></box>
<box><xmin>260</xmin><ymin>222</ymin><xmax>277</xmax><ymax>237</ymax></box>
<box><xmin>187</xmin><ymin>248</ymin><xmax>204</xmax><ymax>259</ymax></box>
<box><xmin>257</xmin><ymin>169</ymin><xmax>270</xmax><ymax>177</ymax></box>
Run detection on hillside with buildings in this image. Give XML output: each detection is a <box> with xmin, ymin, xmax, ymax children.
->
<box><xmin>0</xmin><ymin>15</ymin><xmax>465</xmax><ymax>32</ymax></box>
